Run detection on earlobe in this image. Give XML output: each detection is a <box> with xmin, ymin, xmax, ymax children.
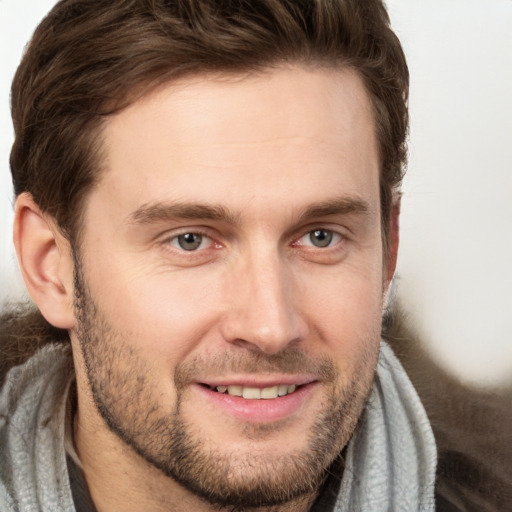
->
<box><xmin>13</xmin><ymin>192</ymin><xmax>76</xmax><ymax>329</ymax></box>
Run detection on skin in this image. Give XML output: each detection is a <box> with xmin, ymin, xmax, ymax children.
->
<box><xmin>14</xmin><ymin>65</ymin><xmax>399</xmax><ymax>511</ymax></box>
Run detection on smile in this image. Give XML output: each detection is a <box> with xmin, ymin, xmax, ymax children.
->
<box><xmin>196</xmin><ymin>380</ymin><xmax>317</xmax><ymax>423</ymax></box>
<box><xmin>209</xmin><ymin>384</ymin><xmax>298</xmax><ymax>399</ymax></box>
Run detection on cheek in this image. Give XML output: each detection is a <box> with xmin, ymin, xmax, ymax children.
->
<box><xmin>297</xmin><ymin>263</ymin><xmax>384</xmax><ymax>368</ymax></box>
<box><xmin>85</xmin><ymin>259</ymin><xmax>224</xmax><ymax>361</ymax></box>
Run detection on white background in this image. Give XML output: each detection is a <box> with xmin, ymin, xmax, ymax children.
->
<box><xmin>1</xmin><ymin>0</ymin><xmax>511</xmax><ymax>387</ymax></box>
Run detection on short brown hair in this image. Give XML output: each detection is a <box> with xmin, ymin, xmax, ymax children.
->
<box><xmin>10</xmin><ymin>0</ymin><xmax>408</xmax><ymax>246</ymax></box>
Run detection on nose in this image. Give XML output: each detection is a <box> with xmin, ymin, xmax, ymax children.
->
<box><xmin>219</xmin><ymin>250</ymin><xmax>308</xmax><ymax>354</ymax></box>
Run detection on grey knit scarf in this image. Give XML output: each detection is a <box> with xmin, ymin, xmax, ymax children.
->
<box><xmin>0</xmin><ymin>342</ymin><xmax>436</xmax><ymax>511</ymax></box>
<box><xmin>335</xmin><ymin>342</ymin><xmax>437</xmax><ymax>511</ymax></box>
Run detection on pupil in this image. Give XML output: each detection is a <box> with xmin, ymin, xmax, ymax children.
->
<box><xmin>178</xmin><ymin>233</ymin><xmax>202</xmax><ymax>250</ymax></box>
<box><xmin>310</xmin><ymin>229</ymin><xmax>332</xmax><ymax>248</ymax></box>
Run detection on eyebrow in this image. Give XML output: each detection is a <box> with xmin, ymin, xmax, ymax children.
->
<box><xmin>128</xmin><ymin>196</ymin><xmax>370</xmax><ymax>226</ymax></box>
<box><xmin>128</xmin><ymin>202</ymin><xmax>240</xmax><ymax>225</ymax></box>
<box><xmin>297</xmin><ymin>197</ymin><xmax>370</xmax><ymax>223</ymax></box>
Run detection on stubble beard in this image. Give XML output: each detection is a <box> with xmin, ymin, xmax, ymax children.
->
<box><xmin>73</xmin><ymin>262</ymin><xmax>380</xmax><ymax>510</ymax></box>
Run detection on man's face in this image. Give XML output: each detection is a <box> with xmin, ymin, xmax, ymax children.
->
<box><xmin>71</xmin><ymin>66</ymin><xmax>390</xmax><ymax>508</ymax></box>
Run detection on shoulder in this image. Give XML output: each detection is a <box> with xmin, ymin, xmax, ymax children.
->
<box><xmin>0</xmin><ymin>304</ymin><xmax>70</xmax><ymax>387</ymax></box>
<box><xmin>0</xmin><ymin>344</ymin><xmax>75</xmax><ymax>510</ymax></box>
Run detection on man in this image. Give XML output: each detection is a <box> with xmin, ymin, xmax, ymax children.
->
<box><xmin>0</xmin><ymin>1</ymin><xmax>437</xmax><ymax>511</ymax></box>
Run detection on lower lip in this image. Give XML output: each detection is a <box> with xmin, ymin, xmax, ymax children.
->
<box><xmin>194</xmin><ymin>383</ymin><xmax>317</xmax><ymax>423</ymax></box>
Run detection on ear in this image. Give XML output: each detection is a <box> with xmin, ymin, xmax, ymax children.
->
<box><xmin>384</xmin><ymin>194</ymin><xmax>401</xmax><ymax>286</ymax></box>
<box><xmin>13</xmin><ymin>192</ymin><xmax>76</xmax><ymax>329</ymax></box>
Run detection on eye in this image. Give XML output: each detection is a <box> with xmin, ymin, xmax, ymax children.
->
<box><xmin>300</xmin><ymin>229</ymin><xmax>342</xmax><ymax>248</ymax></box>
<box><xmin>169</xmin><ymin>232</ymin><xmax>211</xmax><ymax>251</ymax></box>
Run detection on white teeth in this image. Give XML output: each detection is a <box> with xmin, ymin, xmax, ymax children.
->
<box><xmin>260</xmin><ymin>386</ymin><xmax>279</xmax><ymax>399</ymax></box>
<box><xmin>278</xmin><ymin>384</ymin><xmax>289</xmax><ymax>396</ymax></box>
<box><xmin>214</xmin><ymin>384</ymin><xmax>298</xmax><ymax>399</ymax></box>
<box><xmin>242</xmin><ymin>387</ymin><xmax>261</xmax><ymax>399</ymax></box>
<box><xmin>227</xmin><ymin>385</ymin><xmax>243</xmax><ymax>396</ymax></box>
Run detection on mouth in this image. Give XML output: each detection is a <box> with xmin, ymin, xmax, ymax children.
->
<box><xmin>194</xmin><ymin>376</ymin><xmax>318</xmax><ymax>423</ymax></box>
<box><xmin>205</xmin><ymin>383</ymin><xmax>299</xmax><ymax>400</ymax></box>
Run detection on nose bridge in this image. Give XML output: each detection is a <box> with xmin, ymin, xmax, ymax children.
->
<box><xmin>222</xmin><ymin>244</ymin><xmax>306</xmax><ymax>353</ymax></box>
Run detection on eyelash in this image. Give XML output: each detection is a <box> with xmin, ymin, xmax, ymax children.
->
<box><xmin>294</xmin><ymin>228</ymin><xmax>344</xmax><ymax>249</ymax></box>
<box><xmin>162</xmin><ymin>229</ymin><xmax>219</xmax><ymax>252</ymax></box>
<box><xmin>168</xmin><ymin>232</ymin><xmax>212</xmax><ymax>251</ymax></box>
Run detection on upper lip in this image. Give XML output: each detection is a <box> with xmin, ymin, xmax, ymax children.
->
<box><xmin>198</xmin><ymin>375</ymin><xmax>318</xmax><ymax>388</ymax></box>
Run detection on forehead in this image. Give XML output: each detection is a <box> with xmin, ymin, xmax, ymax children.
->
<box><xmin>89</xmin><ymin>65</ymin><xmax>379</xmax><ymax>225</ymax></box>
